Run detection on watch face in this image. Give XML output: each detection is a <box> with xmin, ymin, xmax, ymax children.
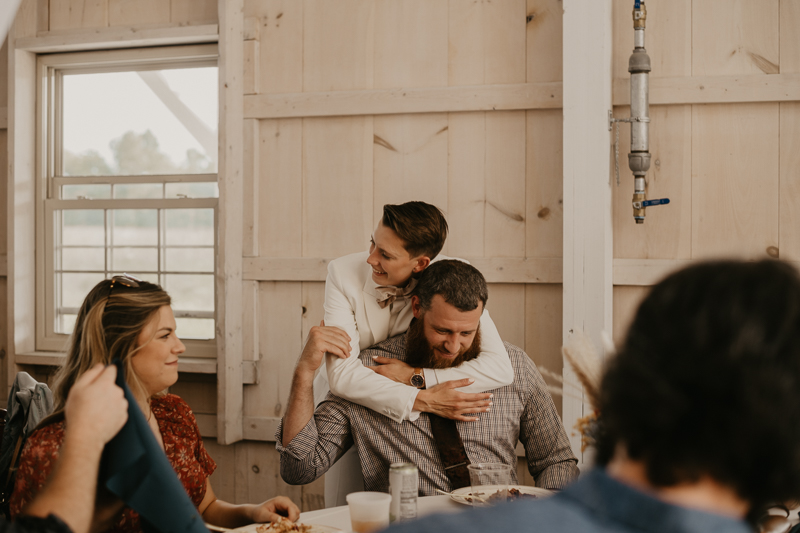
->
<box><xmin>410</xmin><ymin>373</ymin><xmax>425</xmax><ymax>388</ymax></box>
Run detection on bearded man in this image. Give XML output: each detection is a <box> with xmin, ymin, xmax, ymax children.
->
<box><xmin>277</xmin><ymin>260</ymin><xmax>578</xmax><ymax>494</ymax></box>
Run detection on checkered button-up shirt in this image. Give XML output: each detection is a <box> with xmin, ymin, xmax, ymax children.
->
<box><xmin>277</xmin><ymin>334</ymin><xmax>579</xmax><ymax>494</ymax></box>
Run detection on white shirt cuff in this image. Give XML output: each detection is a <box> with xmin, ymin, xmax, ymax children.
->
<box><xmin>405</xmin><ymin>387</ymin><xmax>422</xmax><ymax>422</ymax></box>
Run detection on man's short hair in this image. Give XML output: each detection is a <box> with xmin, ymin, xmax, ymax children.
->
<box><xmin>382</xmin><ymin>202</ymin><xmax>448</xmax><ymax>259</ymax></box>
<box><xmin>595</xmin><ymin>260</ymin><xmax>800</xmax><ymax>508</ymax></box>
<box><xmin>415</xmin><ymin>260</ymin><xmax>488</xmax><ymax>313</ymax></box>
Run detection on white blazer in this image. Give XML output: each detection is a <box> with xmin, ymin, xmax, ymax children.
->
<box><xmin>317</xmin><ymin>251</ymin><xmax>514</xmax><ymax>423</ymax></box>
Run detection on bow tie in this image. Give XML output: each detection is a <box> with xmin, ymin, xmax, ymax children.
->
<box><xmin>376</xmin><ymin>278</ymin><xmax>418</xmax><ymax>309</ymax></box>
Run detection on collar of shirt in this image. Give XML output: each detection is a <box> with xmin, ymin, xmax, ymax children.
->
<box><xmin>561</xmin><ymin>469</ymin><xmax>751</xmax><ymax>533</ymax></box>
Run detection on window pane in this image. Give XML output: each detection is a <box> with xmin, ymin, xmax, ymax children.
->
<box><xmin>164</xmin><ymin>274</ymin><xmax>214</xmax><ymax>312</ymax></box>
<box><xmin>112</xmin><ymin>247</ymin><xmax>158</xmax><ymax>272</ymax></box>
<box><xmin>112</xmin><ymin>209</ymin><xmax>157</xmax><ymax>245</ymax></box>
<box><xmin>62</xmin><ymin>67</ymin><xmax>218</xmax><ymax>176</ymax></box>
<box><xmin>165</xmin><ymin>247</ymin><xmax>214</xmax><ymax>273</ymax></box>
<box><xmin>59</xmin><ymin>314</ymin><xmax>78</xmax><ymax>335</ymax></box>
<box><xmin>165</xmin><ymin>182</ymin><xmax>218</xmax><ymax>199</ymax></box>
<box><xmin>165</xmin><ymin>209</ymin><xmax>214</xmax><ymax>246</ymax></box>
<box><xmin>59</xmin><ymin>272</ymin><xmax>104</xmax><ymax>310</ymax></box>
<box><xmin>62</xmin><ymin>210</ymin><xmax>104</xmax><ymax>246</ymax></box>
<box><xmin>62</xmin><ymin>184</ymin><xmax>111</xmax><ymax>200</ymax></box>
<box><xmin>114</xmin><ymin>183</ymin><xmax>164</xmax><ymax>199</ymax></box>
<box><xmin>62</xmin><ymin>247</ymin><xmax>104</xmax><ymax>271</ymax></box>
<box><xmin>176</xmin><ymin>318</ymin><xmax>215</xmax><ymax>340</ymax></box>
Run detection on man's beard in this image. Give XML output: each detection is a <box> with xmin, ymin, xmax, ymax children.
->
<box><xmin>405</xmin><ymin>316</ymin><xmax>482</xmax><ymax>370</ymax></box>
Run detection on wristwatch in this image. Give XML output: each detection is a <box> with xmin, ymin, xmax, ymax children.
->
<box><xmin>410</xmin><ymin>368</ymin><xmax>425</xmax><ymax>389</ymax></box>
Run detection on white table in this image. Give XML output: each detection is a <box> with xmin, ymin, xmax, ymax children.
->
<box><xmin>299</xmin><ymin>495</ymin><xmax>466</xmax><ymax>532</ymax></box>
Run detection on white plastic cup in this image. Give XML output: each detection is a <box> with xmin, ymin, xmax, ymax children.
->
<box><xmin>467</xmin><ymin>463</ymin><xmax>512</xmax><ymax>507</ymax></box>
<box><xmin>346</xmin><ymin>491</ymin><xmax>392</xmax><ymax>533</ymax></box>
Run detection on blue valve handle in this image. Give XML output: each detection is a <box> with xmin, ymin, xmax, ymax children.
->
<box><xmin>641</xmin><ymin>198</ymin><xmax>669</xmax><ymax>208</ymax></box>
<box><xmin>635</xmin><ymin>0</ymin><xmax>641</xmax><ymax>9</ymax></box>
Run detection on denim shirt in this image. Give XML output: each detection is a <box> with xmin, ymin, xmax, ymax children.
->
<box><xmin>385</xmin><ymin>468</ymin><xmax>752</xmax><ymax>533</ymax></box>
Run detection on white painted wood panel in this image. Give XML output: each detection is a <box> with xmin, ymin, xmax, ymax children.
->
<box><xmin>487</xmin><ymin>284</ymin><xmax>526</xmax><ymax>350</ymax></box>
<box><xmin>780</xmin><ymin>102</ymin><xmax>800</xmax><ymax>261</ymax></box>
<box><xmin>447</xmin><ymin>112</ymin><xmax>485</xmax><ymax>258</ymax></box>
<box><xmin>485</xmin><ymin>111</ymin><xmax>526</xmax><ymax>258</ymax></box>
<box><xmin>171</xmin><ymin>0</ymin><xmax>217</xmax><ymax>25</ymax></box>
<box><xmin>527</xmin><ymin>0</ymin><xmax>563</xmax><ymax>83</ymax></box>
<box><xmin>246</xmin><ymin>282</ymin><xmax>301</xmax><ymax>420</ymax></box>
<box><xmin>108</xmin><ymin>0</ymin><xmax>170</xmax><ymax>27</ymax></box>
<box><xmin>781</xmin><ymin>0</ymin><xmax>800</xmax><ymax>74</ymax></box>
<box><xmin>216</xmin><ymin>0</ymin><xmax>244</xmax><ymax>444</ymax></box>
<box><xmin>526</xmin><ymin>109</ymin><xmax>563</xmax><ymax>259</ymax></box>
<box><xmin>562</xmin><ymin>0</ymin><xmax>613</xmax><ymax>462</ymax></box>
<box><xmin>611</xmin><ymin>285</ymin><xmax>649</xmax><ymax>347</ymax></box>
<box><xmin>248</xmin><ymin>0</ymin><xmax>303</xmax><ymax>95</ymax></box>
<box><xmin>374</xmin><ymin>0</ymin><xmax>447</xmax><ymax>89</ymax></box>
<box><xmin>257</xmin><ymin>118</ymin><xmax>302</xmax><ymax>257</ymax></box>
<box><xmin>244</xmin><ymin>83</ymin><xmax>563</xmax><ymax>119</ymax></box>
<box><xmin>49</xmin><ymin>0</ymin><xmax>107</xmax><ymax>31</ymax></box>
<box><xmin>692</xmin><ymin>0</ymin><xmax>778</xmax><ymax>76</ymax></box>
<box><xmin>373</xmin><ymin>113</ymin><xmax>448</xmax><ymax>222</ymax></box>
<box><xmin>525</xmin><ymin>284</ymin><xmax>562</xmax><ymax>417</ymax></box>
<box><xmin>448</xmin><ymin>0</ymin><xmax>526</xmax><ymax>85</ymax></box>
<box><xmin>302</xmin><ymin>116</ymin><xmax>373</xmax><ymax>258</ymax></box>
<box><xmin>302</xmin><ymin>0</ymin><xmax>373</xmax><ymax>92</ymax></box>
<box><xmin>691</xmin><ymin>103</ymin><xmax>779</xmax><ymax>259</ymax></box>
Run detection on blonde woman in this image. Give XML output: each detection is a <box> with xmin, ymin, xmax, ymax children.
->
<box><xmin>11</xmin><ymin>276</ymin><xmax>299</xmax><ymax>532</ymax></box>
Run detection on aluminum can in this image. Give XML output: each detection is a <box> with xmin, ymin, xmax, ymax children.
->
<box><xmin>389</xmin><ymin>462</ymin><xmax>418</xmax><ymax>522</ymax></box>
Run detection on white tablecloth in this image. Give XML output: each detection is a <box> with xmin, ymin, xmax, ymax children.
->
<box><xmin>299</xmin><ymin>495</ymin><xmax>466</xmax><ymax>532</ymax></box>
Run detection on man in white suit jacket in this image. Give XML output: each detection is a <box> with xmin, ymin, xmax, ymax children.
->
<box><xmin>311</xmin><ymin>202</ymin><xmax>514</xmax><ymax>506</ymax></box>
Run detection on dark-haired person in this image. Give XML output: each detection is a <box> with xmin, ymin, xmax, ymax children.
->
<box><xmin>279</xmin><ymin>260</ymin><xmax>578</xmax><ymax>494</ymax></box>
<box><xmin>388</xmin><ymin>259</ymin><xmax>800</xmax><ymax>533</ymax></box>
<box><xmin>316</xmin><ymin>202</ymin><xmax>514</xmax><ymax>503</ymax></box>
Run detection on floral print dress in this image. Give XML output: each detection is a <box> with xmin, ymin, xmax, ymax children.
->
<box><xmin>10</xmin><ymin>394</ymin><xmax>216</xmax><ymax>533</ymax></box>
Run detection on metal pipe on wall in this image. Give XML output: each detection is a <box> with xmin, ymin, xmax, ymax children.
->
<box><xmin>628</xmin><ymin>1</ymin><xmax>651</xmax><ymax>223</ymax></box>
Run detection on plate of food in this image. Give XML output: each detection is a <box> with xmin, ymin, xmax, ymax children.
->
<box><xmin>231</xmin><ymin>519</ymin><xmax>345</xmax><ymax>533</ymax></box>
<box><xmin>449</xmin><ymin>485</ymin><xmax>552</xmax><ymax>505</ymax></box>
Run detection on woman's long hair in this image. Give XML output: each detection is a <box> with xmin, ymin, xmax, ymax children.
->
<box><xmin>47</xmin><ymin>278</ymin><xmax>171</xmax><ymax>422</ymax></box>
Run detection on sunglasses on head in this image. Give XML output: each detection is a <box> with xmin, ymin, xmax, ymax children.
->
<box><xmin>104</xmin><ymin>273</ymin><xmax>144</xmax><ymax>310</ymax></box>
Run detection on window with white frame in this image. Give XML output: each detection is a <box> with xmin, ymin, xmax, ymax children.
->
<box><xmin>36</xmin><ymin>45</ymin><xmax>219</xmax><ymax>357</ymax></box>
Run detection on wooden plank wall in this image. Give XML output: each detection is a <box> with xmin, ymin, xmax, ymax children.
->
<box><xmin>240</xmin><ymin>0</ymin><xmax>564</xmax><ymax>493</ymax></box>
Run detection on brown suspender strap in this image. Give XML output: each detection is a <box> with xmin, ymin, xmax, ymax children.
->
<box><xmin>429</xmin><ymin>414</ymin><xmax>471</xmax><ymax>489</ymax></box>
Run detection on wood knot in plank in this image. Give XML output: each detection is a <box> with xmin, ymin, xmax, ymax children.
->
<box><xmin>487</xmin><ymin>200</ymin><xmax>524</xmax><ymax>222</ymax></box>
<box><xmin>748</xmin><ymin>52</ymin><xmax>779</xmax><ymax>75</ymax></box>
<box><xmin>373</xmin><ymin>135</ymin><xmax>397</xmax><ymax>152</ymax></box>
<box><xmin>537</xmin><ymin>207</ymin><xmax>551</xmax><ymax>220</ymax></box>
<box><xmin>766</xmin><ymin>246</ymin><xmax>779</xmax><ymax>258</ymax></box>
